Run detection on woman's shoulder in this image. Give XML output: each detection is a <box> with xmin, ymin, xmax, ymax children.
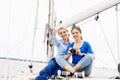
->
<box><xmin>69</xmin><ymin>41</ymin><xmax>90</xmax><ymax>46</ymax></box>
<box><xmin>82</xmin><ymin>41</ymin><xmax>92</xmax><ymax>47</ymax></box>
<box><xmin>82</xmin><ymin>41</ymin><xmax>93</xmax><ymax>51</ymax></box>
<box><xmin>69</xmin><ymin>40</ymin><xmax>74</xmax><ymax>44</ymax></box>
<box><xmin>68</xmin><ymin>42</ymin><xmax>74</xmax><ymax>47</ymax></box>
<box><xmin>83</xmin><ymin>41</ymin><xmax>90</xmax><ymax>44</ymax></box>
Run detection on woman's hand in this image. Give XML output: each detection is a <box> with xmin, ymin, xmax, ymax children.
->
<box><xmin>64</xmin><ymin>49</ymin><xmax>72</xmax><ymax>60</ymax></box>
<box><xmin>75</xmin><ymin>47</ymin><xmax>81</xmax><ymax>54</ymax></box>
<box><xmin>68</xmin><ymin>50</ymin><xmax>72</xmax><ymax>57</ymax></box>
<box><xmin>52</xmin><ymin>29</ymin><xmax>57</xmax><ymax>36</ymax></box>
<box><xmin>75</xmin><ymin>47</ymin><xmax>84</xmax><ymax>56</ymax></box>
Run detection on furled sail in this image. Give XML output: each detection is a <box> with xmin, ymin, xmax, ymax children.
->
<box><xmin>60</xmin><ymin>0</ymin><xmax>120</xmax><ymax>27</ymax></box>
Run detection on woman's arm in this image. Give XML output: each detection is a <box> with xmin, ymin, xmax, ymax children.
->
<box><xmin>86</xmin><ymin>41</ymin><xmax>95</xmax><ymax>59</ymax></box>
<box><xmin>64</xmin><ymin>50</ymin><xmax>72</xmax><ymax>60</ymax></box>
<box><xmin>51</xmin><ymin>29</ymin><xmax>60</xmax><ymax>46</ymax></box>
<box><xmin>64</xmin><ymin>44</ymin><xmax>73</xmax><ymax>60</ymax></box>
<box><xmin>89</xmin><ymin>54</ymin><xmax>95</xmax><ymax>60</ymax></box>
<box><xmin>75</xmin><ymin>47</ymin><xmax>85</xmax><ymax>57</ymax></box>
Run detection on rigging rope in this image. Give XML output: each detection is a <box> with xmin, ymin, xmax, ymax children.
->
<box><xmin>46</xmin><ymin>0</ymin><xmax>56</xmax><ymax>61</ymax></box>
<box><xmin>96</xmin><ymin>16</ymin><xmax>117</xmax><ymax>66</ymax></box>
<box><xmin>46</xmin><ymin>0</ymin><xmax>51</xmax><ymax>61</ymax></box>
<box><xmin>29</xmin><ymin>0</ymin><xmax>39</xmax><ymax>73</ymax></box>
<box><xmin>80</xmin><ymin>15</ymin><xmax>115</xmax><ymax>68</ymax></box>
<box><xmin>76</xmin><ymin>15</ymin><xmax>112</xmax><ymax>68</ymax></box>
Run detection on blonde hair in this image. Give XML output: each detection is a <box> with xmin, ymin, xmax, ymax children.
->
<box><xmin>58</xmin><ymin>27</ymin><xmax>70</xmax><ymax>42</ymax></box>
<box><xmin>58</xmin><ymin>27</ymin><xmax>68</xmax><ymax>34</ymax></box>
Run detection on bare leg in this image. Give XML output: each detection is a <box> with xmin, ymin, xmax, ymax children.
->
<box><xmin>73</xmin><ymin>63</ymin><xmax>82</xmax><ymax>71</ymax></box>
<box><xmin>64</xmin><ymin>64</ymin><xmax>76</xmax><ymax>73</ymax></box>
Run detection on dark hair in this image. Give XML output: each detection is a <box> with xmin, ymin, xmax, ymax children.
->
<box><xmin>71</xmin><ymin>26</ymin><xmax>82</xmax><ymax>40</ymax></box>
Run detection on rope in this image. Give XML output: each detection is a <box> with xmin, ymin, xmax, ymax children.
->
<box><xmin>0</xmin><ymin>57</ymin><xmax>48</xmax><ymax>64</ymax></box>
<box><xmin>29</xmin><ymin>0</ymin><xmax>39</xmax><ymax>73</ymax></box>
<box><xmin>97</xmin><ymin>17</ymin><xmax>117</xmax><ymax>66</ymax></box>
<box><xmin>96</xmin><ymin>56</ymin><xmax>115</xmax><ymax>68</ymax></box>
<box><xmin>46</xmin><ymin>0</ymin><xmax>56</xmax><ymax>60</ymax></box>
<box><xmin>46</xmin><ymin>0</ymin><xmax>51</xmax><ymax>60</ymax></box>
<box><xmin>80</xmin><ymin>15</ymin><xmax>116</xmax><ymax>68</ymax></box>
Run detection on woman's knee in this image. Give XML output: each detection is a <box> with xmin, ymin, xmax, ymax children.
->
<box><xmin>79</xmin><ymin>54</ymin><xmax>93</xmax><ymax>68</ymax></box>
<box><xmin>55</xmin><ymin>56</ymin><xmax>63</xmax><ymax>62</ymax></box>
<box><xmin>85</xmin><ymin>54</ymin><xmax>93</xmax><ymax>63</ymax></box>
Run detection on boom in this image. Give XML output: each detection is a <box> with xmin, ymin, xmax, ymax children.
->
<box><xmin>60</xmin><ymin>0</ymin><xmax>120</xmax><ymax>27</ymax></box>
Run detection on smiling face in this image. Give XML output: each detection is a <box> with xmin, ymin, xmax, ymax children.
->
<box><xmin>71</xmin><ymin>27</ymin><xmax>82</xmax><ymax>41</ymax></box>
<box><xmin>58</xmin><ymin>27</ymin><xmax>69</xmax><ymax>40</ymax></box>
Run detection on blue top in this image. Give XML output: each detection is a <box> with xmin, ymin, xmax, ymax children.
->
<box><xmin>52</xmin><ymin>36</ymin><xmax>71</xmax><ymax>56</ymax></box>
<box><xmin>66</xmin><ymin>41</ymin><xmax>94</xmax><ymax>64</ymax></box>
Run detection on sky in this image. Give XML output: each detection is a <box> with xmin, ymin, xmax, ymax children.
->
<box><xmin>0</xmin><ymin>0</ymin><xmax>120</xmax><ymax>69</ymax></box>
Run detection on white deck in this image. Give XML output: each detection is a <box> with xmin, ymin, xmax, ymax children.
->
<box><xmin>0</xmin><ymin>59</ymin><xmax>119</xmax><ymax>80</ymax></box>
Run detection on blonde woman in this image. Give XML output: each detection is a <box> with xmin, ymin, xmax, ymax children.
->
<box><xmin>35</xmin><ymin>27</ymin><xmax>72</xmax><ymax>80</ymax></box>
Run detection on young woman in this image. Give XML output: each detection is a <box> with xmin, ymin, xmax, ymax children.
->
<box><xmin>35</xmin><ymin>27</ymin><xmax>72</xmax><ymax>80</ymax></box>
<box><xmin>56</xmin><ymin>26</ymin><xmax>95</xmax><ymax>77</ymax></box>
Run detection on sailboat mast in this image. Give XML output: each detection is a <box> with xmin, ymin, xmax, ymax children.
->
<box><xmin>115</xmin><ymin>5</ymin><xmax>120</xmax><ymax>77</ymax></box>
<box><xmin>46</xmin><ymin>0</ymin><xmax>51</xmax><ymax>61</ymax></box>
<box><xmin>46</xmin><ymin>0</ymin><xmax>55</xmax><ymax>61</ymax></box>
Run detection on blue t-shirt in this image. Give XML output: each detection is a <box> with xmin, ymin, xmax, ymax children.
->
<box><xmin>66</xmin><ymin>41</ymin><xmax>94</xmax><ymax>64</ymax></box>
